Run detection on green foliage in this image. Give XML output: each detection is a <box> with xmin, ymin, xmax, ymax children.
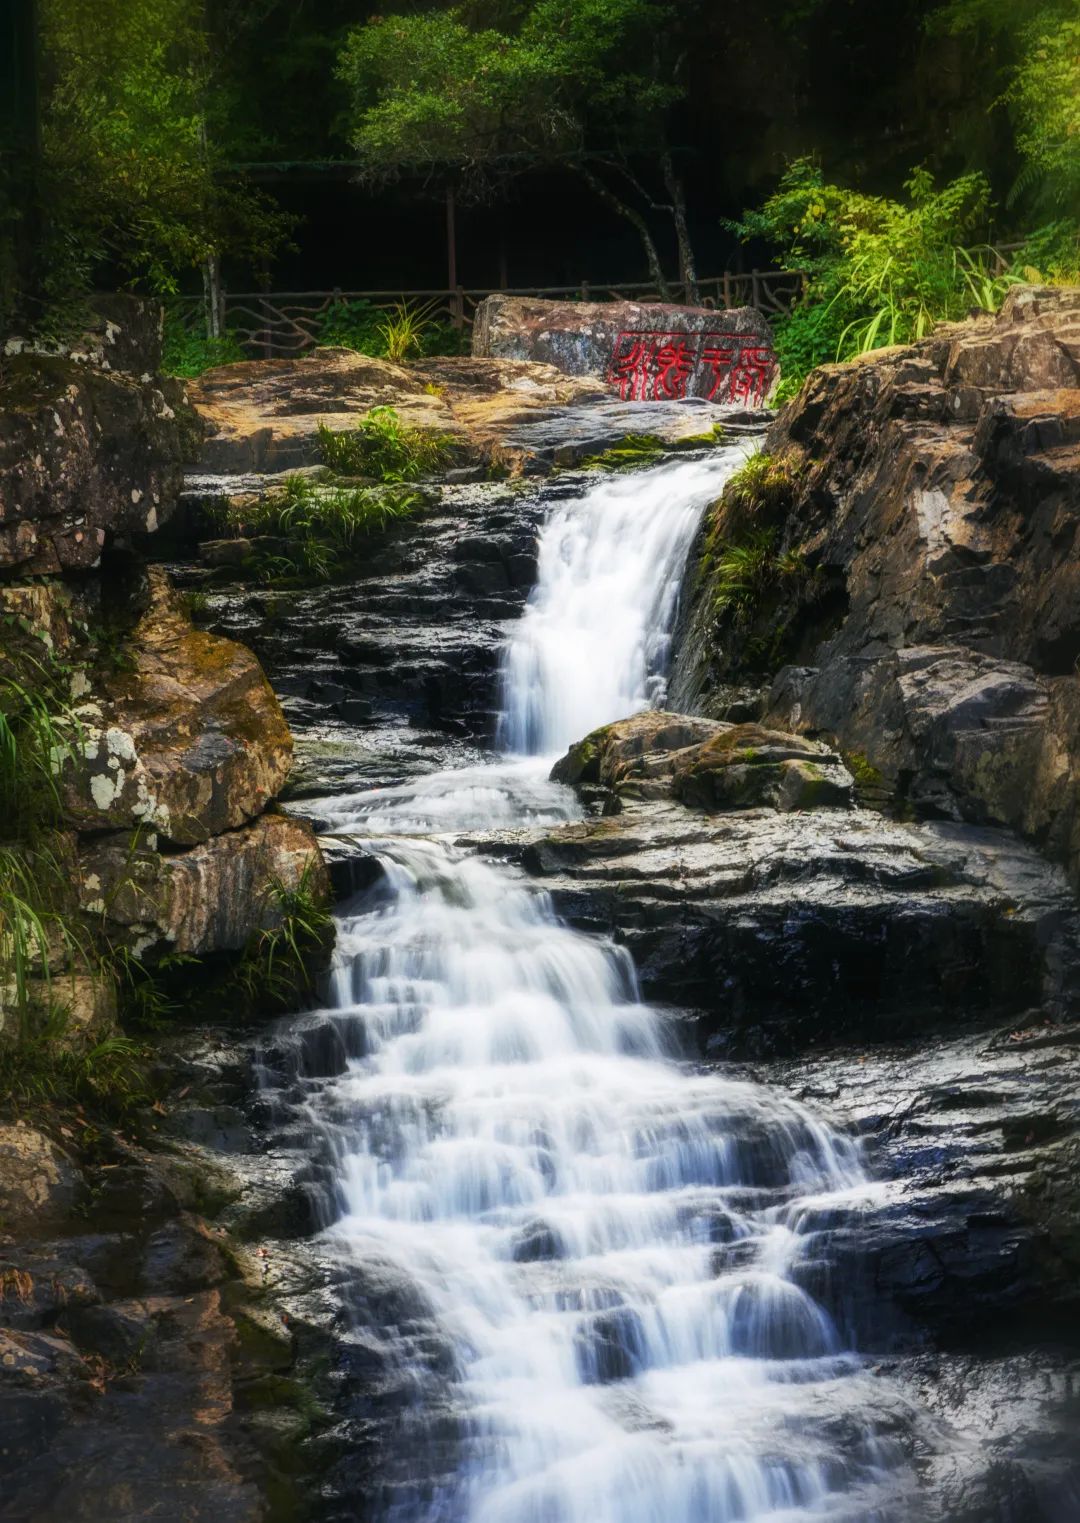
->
<box><xmin>225</xmin><ymin>864</ymin><xmax>333</xmax><ymax>1012</ymax></box>
<box><xmin>162</xmin><ymin>306</ymin><xmax>246</xmax><ymax>377</ymax></box>
<box><xmin>711</xmin><ymin>530</ymin><xmax>803</xmax><ymax>621</ymax></box>
<box><xmin>217</xmin><ymin>472</ymin><xmax>427</xmax><ymax>584</ymax></box>
<box><xmin>1008</xmin><ymin>10</ymin><xmax>1080</xmax><ymax>211</ymax></box>
<box><xmin>378</xmin><ymin>300</ymin><xmax>438</xmax><ymax>364</ymax></box>
<box><xmin>930</xmin><ymin>0</ymin><xmax>1080</xmax><ymax>217</ymax></box>
<box><xmin>336</xmin><ymin>0</ymin><xmax>676</xmax><ymax>192</ymax></box>
<box><xmin>581</xmin><ymin>434</ymin><xmax>667</xmax><ymax>470</ymax></box>
<box><xmin>22</xmin><ymin>0</ymin><xmax>291</xmax><ymax>319</ymax></box>
<box><xmin>722</xmin><ymin>451</ymin><xmax>800</xmax><ymax>517</ymax></box>
<box><xmin>733</xmin><ymin>159</ymin><xmax>1023</xmax><ymax>399</ymax></box>
<box><xmin>0</xmin><ymin>1029</ymin><xmax>149</xmax><ymax>1115</ymax></box>
<box><xmin>317</xmin><ymin>299</ymin><xmax>469</xmax><ymax>361</ymax></box>
<box><xmin>317</xmin><ymin>299</ymin><xmax>383</xmax><ymax>353</ymax></box>
<box><xmin>317</xmin><ymin>407</ymin><xmax>455</xmax><ymax>482</ymax></box>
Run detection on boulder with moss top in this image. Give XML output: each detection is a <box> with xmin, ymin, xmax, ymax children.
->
<box><xmin>551</xmin><ymin>710</ymin><xmax>853</xmax><ymax>812</ymax></box>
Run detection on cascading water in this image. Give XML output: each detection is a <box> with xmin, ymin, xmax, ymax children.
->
<box><xmin>298</xmin><ymin>449</ymin><xmax>914</xmax><ymax>1522</ymax></box>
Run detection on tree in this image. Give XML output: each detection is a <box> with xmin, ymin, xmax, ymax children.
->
<box><xmin>930</xmin><ymin>0</ymin><xmax>1080</xmax><ymax>214</ymax></box>
<box><xmin>12</xmin><ymin>0</ymin><xmax>291</xmax><ymax>329</ymax></box>
<box><xmin>336</xmin><ymin>1</ymin><xmax>701</xmax><ymax>299</ymax></box>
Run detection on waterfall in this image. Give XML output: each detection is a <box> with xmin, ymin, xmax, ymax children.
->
<box><xmin>498</xmin><ymin>455</ymin><xmax>743</xmax><ymax>757</ymax></box>
<box><xmin>298</xmin><ymin>449</ymin><xmax>912</xmax><ymax>1522</ymax></box>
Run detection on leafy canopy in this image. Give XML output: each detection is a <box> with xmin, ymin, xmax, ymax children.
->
<box><xmin>336</xmin><ymin>0</ymin><xmax>676</xmax><ymax>190</ymax></box>
<box><xmin>37</xmin><ymin>0</ymin><xmax>290</xmax><ymax>304</ymax></box>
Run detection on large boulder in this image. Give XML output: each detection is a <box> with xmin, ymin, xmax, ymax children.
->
<box><xmin>472</xmin><ymin>295</ymin><xmax>778</xmax><ymax>404</ymax></box>
<box><xmin>0</xmin><ymin>341</ymin><xmax>187</xmax><ymax>576</ymax></box>
<box><xmin>670</xmin><ymin>285</ymin><xmax>1080</xmax><ymax>882</ymax></box>
<box><xmin>63</xmin><ymin>569</ymin><xmax>292</xmax><ymax>844</ymax></box>
<box><xmin>78</xmin><ymin>811</ymin><xmax>326</xmax><ymax>957</ymax></box>
<box><xmin>188</xmin><ymin>349</ymin><xmax>604</xmax><ymax>475</ymax></box>
<box><xmin>550</xmin><ymin>711</ymin><xmax>854</xmax><ymax>811</ymax></box>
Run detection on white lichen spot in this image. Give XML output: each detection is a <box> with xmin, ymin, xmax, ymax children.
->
<box><xmin>83</xmin><ymin>897</ymin><xmax>106</xmax><ymax>915</ymax></box>
<box><xmin>131</xmin><ymin>488</ymin><xmax>143</xmax><ymax>505</ymax></box>
<box><xmin>104</xmin><ymin>728</ymin><xmax>137</xmax><ymax>762</ymax></box>
<box><xmin>83</xmin><ymin>873</ymin><xmax>101</xmax><ymax>892</ymax></box>
<box><xmin>70</xmin><ymin>670</ymin><xmax>92</xmax><ymax>699</ymax></box>
<box><xmin>144</xmin><ymin>505</ymin><xmax>158</xmax><ymax>533</ymax></box>
<box><xmin>90</xmin><ymin>773</ymin><xmax>121</xmax><ymax>811</ymax></box>
<box><xmin>52</xmin><ymin>412</ymin><xmax>66</xmax><ymax>438</ymax></box>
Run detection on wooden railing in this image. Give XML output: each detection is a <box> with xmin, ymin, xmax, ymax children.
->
<box><xmin>175</xmin><ymin>269</ymin><xmax>807</xmax><ymax>360</ymax></box>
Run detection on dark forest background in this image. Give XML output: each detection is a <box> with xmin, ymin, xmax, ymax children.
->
<box><xmin>2</xmin><ymin>0</ymin><xmax>1077</xmax><ymax>388</ymax></box>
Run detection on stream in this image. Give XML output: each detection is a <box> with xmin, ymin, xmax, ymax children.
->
<box><xmin>292</xmin><ymin>452</ymin><xmax>917</xmax><ymax>1522</ymax></box>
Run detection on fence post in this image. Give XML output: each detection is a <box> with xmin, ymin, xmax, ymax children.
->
<box><xmin>580</xmin><ymin>280</ymin><xmax>590</xmax><ymax>303</ymax></box>
<box><xmin>751</xmin><ymin>268</ymin><xmax>761</xmax><ymax>309</ymax></box>
<box><xmin>453</xmin><ymin>285</ymin><xmax>465</xmax><ymax>330</ymax></box>
<box><xmin>260</xmin><ymin>272</ymin><xmax>273</xmax><ymax>361</ymax></box>
<box><xmin>722</xmin><ymin>271</ymin><xmax>731</xmax><ymax>309</ymax></box>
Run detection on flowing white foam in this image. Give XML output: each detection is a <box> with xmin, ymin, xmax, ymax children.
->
<box><xmin>499</xmin><ymin>452</ymin><xmax>749</xmax><ymax>758</ymax></box>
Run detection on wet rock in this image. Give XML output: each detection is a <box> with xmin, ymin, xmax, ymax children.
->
<box><xmin>139</xmin><ymin>1217</ymin><xmax>231</xmax><ymax>1294</ymax></box>
<box><xmin>551</xmin><ymin>712</ymin><xmax>854</xmax><ymax>812</ymax></box>
<box><xmin>671</xmin><ymin>723</ymin><xmax>854</xmax><ymax>812</ymax></box>
<box><xmin>0</xmin><ymin>1254</ymin><xmax>98</xmax><ymax>1331</ymax></box>
<box><xmin>551</xmin><ymin>709</ymin><xmax>728</xmax><ymax>786</ymax></box>
<box><xmin>574</xmin><ymin>1306</ymin><xmax>647</xmax><ymax>1384</ymax></box>
<box><xmin>0</xmin><ymin>1127</ymin><xmax>81</xmax><ymax>1238</ymax></box>
<box><xmin>524</xmin><ymin>798</ymin><xmax>1080</xmax><ymax>1053</ymax></box>
<box><xmin>60</xmin><ymin>1301</ymin><xmax>153</xmax><ymax>1365</ymax></box>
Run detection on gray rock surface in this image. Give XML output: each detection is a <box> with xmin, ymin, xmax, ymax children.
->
<box><xmin>670</xmin><ymin>285</ymin><xmax>1080</xmax><ymax>885</ymax></box>
<box><xmin>472</xmin><ymin>295</ymin><xmax>778</xmax><ymax>404</ymax></box>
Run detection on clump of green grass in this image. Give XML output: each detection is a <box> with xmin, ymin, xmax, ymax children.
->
<box><xmin>711</xmin><ymin>528</ymin><xmax>809</xmax><ymax>627</ymax></box>
<box><xmin>0</xmin><ymin>1026</ymin><xmax>149</xmax><ymax>1115</ymax></box>
<box><xmin>722</xmin><ymin>450</ymin><xmax>800</xmax><ymax>518</ymax></box>
<box><xmin>226</xmin><ymin>864</ymin><xmax>333</xmax><ymax>1012</ymax></box>
<box><xmin>218</xmin><ymin>472</ymin><xmax>427</xmax><ymax>584</ymax></box>
<box><xmin>377</xmin><ymin>299</ymin><xmax>438</xmax><ymax>364</ymax></box>
<box><xmin>317</xmin><ymin>406</ymin><xmax>455</xmax><ymax>482</ymax></box>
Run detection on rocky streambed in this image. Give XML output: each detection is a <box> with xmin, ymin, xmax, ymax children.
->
<box><xmin>3</xmin><ymin>294</ymin><xmax>1080</xmax><ymax>1523</ymax></box>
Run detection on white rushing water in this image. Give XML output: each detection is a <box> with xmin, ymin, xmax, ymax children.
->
<box><xmin>303</xmin><ymin>449</ymin><xmax>910</xmax><ymax>1522</ymax></box>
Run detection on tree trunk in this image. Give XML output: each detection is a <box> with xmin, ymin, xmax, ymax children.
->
<box><xmin>577</xmin><ymin>167</ymin><xmax>671</xmax><ymax>301</ymax></box>
<box><xmin>203</xmin><ymin>252</ymin><xmax>222</xmax><ymax>339</ymax></box>
<box><xmin>446</xmin><ymin>185</ymin><xmax>463</xmax><ymax>329</ymax></box>
<box><xmin>661</xmin><ymin>152</ymin><xmax>699</xmax><ymax>305</ymax></box>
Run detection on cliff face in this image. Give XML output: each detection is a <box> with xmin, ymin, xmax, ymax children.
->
<box><xmin>0</xmin><ymin>307</ymin><xmax>329</xmax><ymax>1521</ymax></box>
<box><xmin>672</xmin><ymin>285</ymin><xmax>1080</xmax><ymax>881</ymax></box>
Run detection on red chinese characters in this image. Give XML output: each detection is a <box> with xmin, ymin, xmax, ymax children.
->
<box><xmin>608</xmin><ymin>330</ymin><xmax>776</xmax><ymax>405</ymax></box>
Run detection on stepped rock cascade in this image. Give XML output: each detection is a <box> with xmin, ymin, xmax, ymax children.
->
<box><xmin>299</xmin><ymin>450</ymin><xmax>917</xmax><ymax>1521</ymax></box>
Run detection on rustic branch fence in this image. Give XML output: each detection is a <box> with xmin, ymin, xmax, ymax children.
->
<box><xmin>176</xmin><ymin>269</ymin><xmax>807</xmax><ymax>361</ymax></box>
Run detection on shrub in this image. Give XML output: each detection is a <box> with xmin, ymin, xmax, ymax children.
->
<box><xmin>730</xmin><ymin>161</ymin><xmax>1022</xmax><ymax>400</ymax></box>
<box><xmin>162</xmin><ymin>307</ymin><xmax>247</xmax><ymax>377</ymax></box>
